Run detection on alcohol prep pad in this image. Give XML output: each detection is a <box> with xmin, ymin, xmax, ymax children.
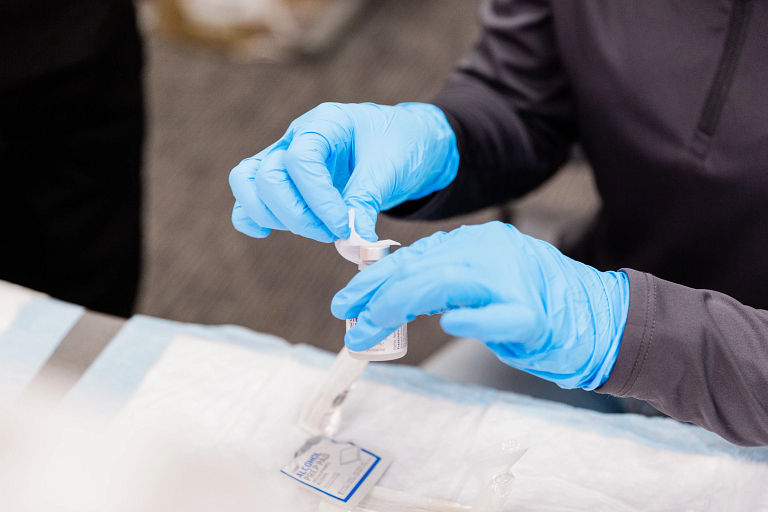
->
<box><xmin>281</xmin><ymin>436</ymin><xmax>392</xmax><ymax>509</ymax></box>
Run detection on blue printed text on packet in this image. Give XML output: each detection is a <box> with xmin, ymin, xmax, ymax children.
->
<box><xmin>281</xmin><ymin>436</ymin><xmax>392</xmax><ymax>509</ymax></box>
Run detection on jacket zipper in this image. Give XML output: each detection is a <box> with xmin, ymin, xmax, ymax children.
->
<box><xmin>695</xmin><ymin>0</ymin><xmax>754</xmax><ymax>140</ymax></box>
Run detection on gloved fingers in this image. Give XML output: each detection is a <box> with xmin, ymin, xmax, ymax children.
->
<box><xmin>288</xmin><ymin>102</ymin><xmax>347</xmax><ymax>130</ymax></box>
<box><xmin>342</xmin><ymin>263</ymin><xmax>492</xmax><ymax>350</ymax></box>
<box><xmin>285</xmin><ymin>120</ymin><xmax>354</xmax><ymax>239</ymax></box>
<box><xmin>255</xmin><ymin>146</ymin><xmax>337</xmax><ymax>243</ymax></box>
<box><xmin>439</xmin><ymin>303</ymin><xmax>543</xmax><ymax>346</ymax></box>
<box><xmin>231</xmin><ymin>202</ymin><xmax>270</xmax><ymax>238</ymax></box>
<box><xmin>229</xmin><ymin>142</ymin><xmax>289</xmax><ymax>232</ymax></box>
<box><xmin>331</xmin><ymin>230</ymin><xmax>456</xmax><ymax>319</ymax></box>
<box><xmin>366</xmin><ymin>262</ymin><xmax>491</xmax><ymax>327</ymax></box>
<box><xmin>229</xmin><ymin>140</ymin><xmax>282</xmax><ymax>193</ymax></box>
<box><xmin>231</xmin><ymin>167</ymin><xmax>289</xmax><ymax>233</ymax></box>
<box><xmin>345</xmin><ymin>197</ymin><xmax>379</xmax><ymax>243</ymax></box>
<box><xmin>342</xmin><ymin>161</ymin><xmax>396</xmax><ymax>242</ymax></box>
<box><xmin>343</xmin><ymin>313</ymin><xmax>399</xmax><ymax>352</ymax></box>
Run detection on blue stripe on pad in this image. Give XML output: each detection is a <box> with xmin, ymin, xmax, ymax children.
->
<box><xmin>0</xmin><ymin>298</ymin><xmax>83</xmax><ymax>401</ymax></box>
<box><xmin>60</xmin><ymin>315</ymin><xmax>291</xmax><ymax>418</ymax></box>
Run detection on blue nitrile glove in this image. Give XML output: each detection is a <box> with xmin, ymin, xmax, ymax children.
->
<box><xmin>331</xmin><ymin>222</ymin><xmax>631</xmax><ymax>390</ymax></box>
<box><xmin>229</xmin><ymin>102</ymin><xmax>459</xmax><ymax>243</ymax></box>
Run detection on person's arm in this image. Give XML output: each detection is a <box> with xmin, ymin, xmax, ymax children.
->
<box><xmin>598</xmin><ymin>269</ymin><xmax>768</xmax><ymax>447</ymax></box>
<box><xmin>387</xmin><ymin>0</ymin><xmax>577</xmax><ymax>220</ymax></box>
<box><xmin>331</xmin><ymin>222</ymin><xmax>768</xmax><ymax>447</ymax></box>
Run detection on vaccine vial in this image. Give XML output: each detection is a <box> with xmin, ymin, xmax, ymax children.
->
<box><xmin>347</xmin><ymin>245</ymin><xmax>408</xmax><ymax>361</ymax></box>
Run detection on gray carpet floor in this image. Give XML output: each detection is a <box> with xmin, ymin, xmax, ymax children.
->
<box><xmin>136</xmin><ymin>0</ymin><xmax>600</xmax><ymax>365</ymax></box>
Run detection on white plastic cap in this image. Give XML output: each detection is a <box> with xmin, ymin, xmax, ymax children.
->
<box><xmin>334</xmin><ymin>210</ymin><xmax>400</xmax><ymax>269</ymax></box>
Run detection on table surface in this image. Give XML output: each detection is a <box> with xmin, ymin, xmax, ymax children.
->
<box><xmin>3</xmin><ymin>281</ymin><xmax>768</xmax><ymax>512</ymax></box>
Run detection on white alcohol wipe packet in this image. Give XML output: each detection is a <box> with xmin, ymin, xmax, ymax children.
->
<box><xmin>280</xmin><ymin>436</ymin><xmax>392</xmax><ymax>509</ymax></box>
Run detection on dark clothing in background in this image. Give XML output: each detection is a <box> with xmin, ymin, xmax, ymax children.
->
<box><xmin>390</xmin><ymin>0</ymin><xmax>768</xmax><ymax>445</ymax></box>
<box><xmin>0</xmin><ymin>0</ymin><xmax>144</xmax><ymax>317</ymax></box>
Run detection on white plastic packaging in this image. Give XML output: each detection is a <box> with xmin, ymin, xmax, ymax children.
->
<box><xmin>335</xmin><ymin>210</ymin><xmax>407</xmax><ymax>361</ymax></box>
<box><xmin>447</xmin><ymin>435</ymin><xmax>530</xmax><ymax>512</ymax></box>
<box><xmin>315</xmin><ymin>436</ymin><xmax>530</xmax><ymax>512</ymax></box>
<box><xmin>298</xmin><ymin>347</ymin><xmax>369</xmax><ymax>437</ymax></box>
<box><xmin>317</xmin><ymin>487</ymin><xmax>471</xmax><ymax>512</ymax></box>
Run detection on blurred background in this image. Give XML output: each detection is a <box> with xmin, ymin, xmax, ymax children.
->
<box><xmin>0</xmin><ymin>0</ymin><xmax>599</xmax><ymax>367</ymax></box>
<box><xmin>135</xmin><ymin>0</ymin><xmax>600</xmax><ymax>365</ymax></box>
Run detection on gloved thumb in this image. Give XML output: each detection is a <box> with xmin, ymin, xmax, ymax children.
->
<box><xmin>343</xmin><ymin>197</ymin><xmax>379</xmax><ymax>243</ymax></box>
<box><xmin>342</xmin><ymin>160</ymin><xmax>397</xmax><ymax>243</ymax></box>
<box><xmin>440</xmin><ymin>303</ymin><xmax>544</xmax><ymax>349</ymax></box>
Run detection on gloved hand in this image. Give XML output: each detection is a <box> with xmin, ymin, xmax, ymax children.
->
<box><xmin>229</xmin><ymin>102</ymin><xmax>459</xmax><ymax>243</ymax></box>
<box><xmin>331</xmin><ymin>222</ymin><xmax>631</xmax><ymax>390</ymax></box>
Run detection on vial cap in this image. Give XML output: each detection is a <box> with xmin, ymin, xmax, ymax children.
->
<box><xmin>334</xmin><ymin>209</ymin><xmax>400</xmax><ymax>266</ymax></box>
<box><xmin>359</xmin><ymin>245</ymin><xmax>391</xmax><ymax>262</ymax></box>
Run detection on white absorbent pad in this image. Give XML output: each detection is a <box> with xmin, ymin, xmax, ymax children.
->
<box><xmin>83</xmin><ymin>320</ymin><xmax>768</xmax><ymax>512</ymax></box>
<box><xmin>0</xmin><ymin>281</ymin><xmax>83</xmax><ymax>403</ymax></box>
<box><xmin>0</xmin><ymin>280</ymin><xmax>38</xmax><ymax>336</ymax></box>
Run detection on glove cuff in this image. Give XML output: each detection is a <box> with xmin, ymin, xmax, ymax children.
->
<box><xmin>581</xmin><ymin>270</ymin><xmax>631</xmax><ymax>391</ymax></box>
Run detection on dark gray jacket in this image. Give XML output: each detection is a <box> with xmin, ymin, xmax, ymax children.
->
<box><xmin>389</xmin><ymin>0</ymin><xmax>768</xmax><ymax>446</ymax></box>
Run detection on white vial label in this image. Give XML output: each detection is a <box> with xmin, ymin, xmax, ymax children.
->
<box><xmin>346</xmin><ymin>318</ymin><xmax>407</xmax><ymax>360</ymax></box>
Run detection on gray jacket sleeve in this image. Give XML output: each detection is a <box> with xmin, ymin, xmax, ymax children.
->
<box><xmin>387</xmin><ymin>0</ymin><xmax>576</xmax><ymax>220</ymax></box>
<box><xmin>598</xmin><ymin>269</ymin><xmax>768</xmax><ymax>447</ymax></box>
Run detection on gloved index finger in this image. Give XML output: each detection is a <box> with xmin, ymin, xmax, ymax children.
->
<box><xmin>365</xmin><ymin>258</ymin><xmax>492</xmax><ymax>328</ymax></box>
<box><xmin>229</xmin><ymin>139</ymin><xmax>282</xmax><ymax>210</ymax></box>
<box><xmin>256</xmin><ymin>145</ymin><xmax>337</xmax><ymax>243</ymax></box>
<box><xmin>285</xmin><ymin>117</ymin><xmax>354</xmax><ymax>240</ymax></box>
<box><xmin>343</xmin><ymin>259</ymin><xmax>492</xmax><ymax>351</ymax></box>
